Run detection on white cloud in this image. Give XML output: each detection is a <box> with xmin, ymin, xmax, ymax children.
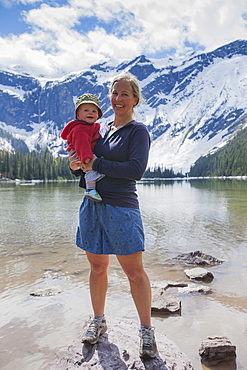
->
<box><xmin>0</xmin><ymin>0</ymin><xmax>246</xmax><ymax>78</ymax></box>
<box><xmin>0</xmin><ymin>0</ymin><xmax>42</xmax><ymax>6</ymax></box>
<box><xmin>23</xmin><ymin>4</ymin><xmax>80</xmax><ymax>32</ymax></box>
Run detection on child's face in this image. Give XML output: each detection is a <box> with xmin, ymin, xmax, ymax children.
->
<box><xmin>76</xmin><ymin>103</ymin><xmax>99</xmax><ymax>123</ymax></box>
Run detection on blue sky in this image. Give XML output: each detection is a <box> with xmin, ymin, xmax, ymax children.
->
<box><xmin>0</xmin><ymin>0</ymin><xmax>246</xmax><ymax>78</ymax></box>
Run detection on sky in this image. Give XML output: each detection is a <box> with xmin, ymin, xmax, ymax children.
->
<box><xmin>0</xmin><ymin>0</ymin><xmax>246</xmax><ymax>79</ymax></box>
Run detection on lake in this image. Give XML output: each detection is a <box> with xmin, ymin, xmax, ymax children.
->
<box><xmin>0</xmin><ymin>179</ymin><xmax>247</xmax><ymax>370</ymax></box>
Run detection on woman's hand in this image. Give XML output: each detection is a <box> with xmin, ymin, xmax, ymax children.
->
<box><xmin>69</xmin><ymin>150</ymin><xmax>83</xmax><ymax>170</ymax></box>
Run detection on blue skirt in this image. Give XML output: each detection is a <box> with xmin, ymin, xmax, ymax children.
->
<box><xmin>76</xmin><ymin>198</ymin><xmax>145</xmax><ymax>255</ymax></box>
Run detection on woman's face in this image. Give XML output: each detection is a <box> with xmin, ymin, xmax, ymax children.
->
<box><xmin>110</xmin><ymin>80</ymin><xmax>138</xmax><ymax>119</ymax></box>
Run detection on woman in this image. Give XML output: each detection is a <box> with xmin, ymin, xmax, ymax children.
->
<box><xmin>70</xmin><ymin>72</ymin><xmax>157</xmax><ymax>359</ymax></box>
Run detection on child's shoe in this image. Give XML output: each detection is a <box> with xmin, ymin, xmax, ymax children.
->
<box><xmin>85</xmin><ymin>189</ymin><xmax>102</xmax><ymax>202</ymax></box>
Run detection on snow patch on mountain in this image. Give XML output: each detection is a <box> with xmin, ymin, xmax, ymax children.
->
<box><xmin>146</xmin><ymin>54</ymin><xmax>247</xmax><ymax>172</ymax></box>
<box><xmin>0</xmin><ymin>84</ymin><xmax>26</xmax><ymax>101</ymax></box>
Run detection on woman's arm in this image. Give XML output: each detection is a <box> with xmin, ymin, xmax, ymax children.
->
<box><xmin>92</xmin><ymin>126</ymin><xmax>150</xmax><ymax>180</ymax></box>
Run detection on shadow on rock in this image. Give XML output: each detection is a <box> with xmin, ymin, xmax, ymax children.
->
<box><xmin>50</xmin><ymin>317</ymin><xmax>193</xmax><ymax>370</ymax></box>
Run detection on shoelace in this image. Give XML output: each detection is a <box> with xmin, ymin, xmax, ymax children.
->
<box><xmin>141</xmin><ymin>328</ymin><xmax>154</xmax><ymax>347</ymax></box>
<box><xmin>86</xmin><ymin>320</ymin><xmax>101</xmax><ymax>336</ymax></box>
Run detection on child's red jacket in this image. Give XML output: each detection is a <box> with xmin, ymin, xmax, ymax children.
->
<box><xmin>61</xmin><ymin>119</ymin><xmax>100</xmax><ymax>164</ymax></box>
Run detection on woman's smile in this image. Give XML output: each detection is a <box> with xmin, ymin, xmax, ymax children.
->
<box><xmin>111</xmin><ymin>80</ymin><xmax>138</xmax><ymax>124</ymax></box>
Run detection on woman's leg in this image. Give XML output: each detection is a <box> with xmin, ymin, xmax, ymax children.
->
<box><xmin>86</xmin><ymin>251</ymin><xmax>109</xmax><ymax>317</ymax></box>
<box><xmin>116</xmin><ymin>251</ymin><xmax>151</xmax><ymax>326</ymax></box>
<box><xmin>81</xmin><ymin>252</ymin><xmax>109</xmax><ymax>344</ymax></box>
<box><xmin>117</xmin><ymin>251</ymin><xmax>157</xmax><ymax>358</ymax></box>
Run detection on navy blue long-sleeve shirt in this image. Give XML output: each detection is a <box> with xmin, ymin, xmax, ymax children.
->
<box><xmin>73</xmin><ymin>120</ymin><xmax>150</xmax><ymax>209</ymax></box>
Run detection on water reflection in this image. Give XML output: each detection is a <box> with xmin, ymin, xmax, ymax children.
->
<box><xmin>139</xmin><ymin>179</ymin><xmax>247</xmax><ymax>257</ymax></box>
<box><xmin>0</xmin><ymin>180</ymin><xmax>247</xmax><ymax>369</ymax></box>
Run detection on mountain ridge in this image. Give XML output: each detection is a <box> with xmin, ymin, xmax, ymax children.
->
<box><xmin>0</xmin><ymin>39</ymin><xmax>246</xmax><ymax>173</ymax></box>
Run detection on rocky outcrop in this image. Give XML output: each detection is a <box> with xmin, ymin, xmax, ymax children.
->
<box><xmin>199</xmin><ymin>336</ymin><xmax>236</xmax><ymax>366</ymax></box>
<box><xmin>50</xmin><ymin>317</ymin><xmax>194</xmax><ymax>370</ymax></box>
<box><xmin>172</xmin><ymin>251</ymin><xmax>223</xmax><ymax>266</ymax></box>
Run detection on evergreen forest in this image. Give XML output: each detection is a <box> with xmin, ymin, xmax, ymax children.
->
<box><xmin>0</xmin><ymin>149</ymin><xmax>74</xmax><ymax>180</ymax></box>
<box><xmin>189</xmin><ymin>127</ymin><xmax>247</xmax><ymax>177</ymax></box>
<box><xmin>0</xmin><ymin>149</ymin><xmax>181</xmax><ymax>180</ymax></box>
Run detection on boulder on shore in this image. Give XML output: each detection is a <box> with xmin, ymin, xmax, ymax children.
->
<box><xmin>50</xmin><ymin>317</ymin><xmax>194</xmax><ymax>370</ymax></box>
<box><xmin>199</xmin><ymin>336</ymin><xmax>236</xmax><ymax>366</ymax></box>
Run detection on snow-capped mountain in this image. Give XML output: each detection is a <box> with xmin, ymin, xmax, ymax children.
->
<box><xmin>0</xmin><ymin>39</ymin><xmax>246</xmax><ymax>173</ymax></box>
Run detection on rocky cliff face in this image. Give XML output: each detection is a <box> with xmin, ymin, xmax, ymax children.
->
<box><xmin>0</xmin><ymin>39</ymin><xmax>246</xmax><ymax>172</ymax></box>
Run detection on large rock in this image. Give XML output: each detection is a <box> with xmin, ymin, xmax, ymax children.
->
<box><xmin>172</xmin><ymin>250</ymin><xmax>223</xmax><ymax>266</ymax></box>
<box><xmin>50</xmin><ymin>317</ymin><xmax>194</xmax><ymax>370</ymax></box>
<box><xmin>199</xmin><ymin>336</ymin><xmax>236</xmax><ymax>365</ymax></box>
<box><xmin>151</xmin><ymin>287</ymin><xmax>181</xmax><ymax>314</ymax></box>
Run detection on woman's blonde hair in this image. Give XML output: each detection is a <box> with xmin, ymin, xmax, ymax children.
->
<box><xmin>109</xmin><ymin>72</ymin><xmax>144</xmax><ymax>107</ymax></box>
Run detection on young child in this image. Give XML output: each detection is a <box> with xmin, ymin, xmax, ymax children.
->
<box><xmin>61</xmin><ymin>93</ymin><xmax>104</xmax><ymax>202</ymax></box>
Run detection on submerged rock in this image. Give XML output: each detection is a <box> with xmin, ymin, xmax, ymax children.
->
<box><xmin>177</xmin><ymin>283</ymin><xmax>212</xmax><ymax>294</ymax></box>
<box><xmin>199</xmin><ymin>336</ymin><xmax>236</xmax><ymax>365</ymax></box>
<box><xmin>50</xmin><ymin>317</ymin><xmax>194</xmax><ymax>370</ymax></box>
<box><xmin>172</xmin><ymin>250</ymin><xmax>223</xmax><ymax>266</ymax></box>
<box><xmin>162</xmin><ymin>281</ymin><xmax>212</xmax><ymax>295</ymax></box>
<box><xmin>30</xmin><ymin>287</ymin><xmax>62</xmax><ymax>296</ymax></box>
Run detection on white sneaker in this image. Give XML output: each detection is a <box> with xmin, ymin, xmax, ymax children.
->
<box><xmin>82</xmin><ymin>317</ymin><xmax>107</xmax><ymax>344</ymax></box>
<box><xmin>139</xmin><ymin>326</ymin><xmax>158</xmax><ymax>359</ymax></box>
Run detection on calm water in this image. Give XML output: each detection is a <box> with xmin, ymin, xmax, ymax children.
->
<box><xmin>0</xmin><ymin>179</ymin><xmax>247</xmax><ymax>370</ymax></box>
